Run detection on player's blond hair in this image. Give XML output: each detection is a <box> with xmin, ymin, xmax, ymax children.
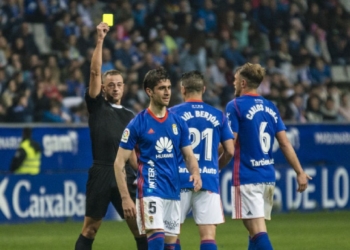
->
<box><xmin>236</xmin><ymin>63</ymin><xmax>265</xmax><ymax>89</ymax></box>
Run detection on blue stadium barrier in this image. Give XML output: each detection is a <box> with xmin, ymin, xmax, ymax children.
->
<box><xmin>0</xmin><ymin>123</ymin><xmax>349</xmax><ymax>223</ymax></box>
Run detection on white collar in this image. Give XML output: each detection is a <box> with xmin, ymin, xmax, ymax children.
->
<box><xmin>109</xmin><ymin>103</ymin><xmax>123</xmax><ymax>109</ymax></box>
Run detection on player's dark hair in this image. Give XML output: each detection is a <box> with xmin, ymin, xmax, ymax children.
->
<box><xmin>236</xmin><ymin>63</ymin><xmax>265</xmax><ymax>89</ymax></box>
<box><xmin>180</xmin><ymin>70</ymin><xmax>205</xmax><ymax>93</ymax></box>
<box><xmin>102</xmin><ymin>70</ymin><xmax>122</xmax><ymax>84</ymax></box>
<box><xmin>143</xmin><ymin>67</ymin><xmax>169</xmax><ymax>91</ymax></box>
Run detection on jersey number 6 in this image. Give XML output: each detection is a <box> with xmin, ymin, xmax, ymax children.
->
<box><xmin>259</xmin><ymin>122</ymin><xmax>271</xmax><ymax>154</ymax></box>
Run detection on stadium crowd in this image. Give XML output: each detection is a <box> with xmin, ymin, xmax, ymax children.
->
<box><xmin>0</xmin><ymin>0</ymin><xmax>350</xmax><ymax>123</ymax></box>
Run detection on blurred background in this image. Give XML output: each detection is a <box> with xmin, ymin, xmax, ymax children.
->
<box><xmin>0</xmin><ymin>0</ymin><xmax>349</xmax><ymax>225</ymax></box>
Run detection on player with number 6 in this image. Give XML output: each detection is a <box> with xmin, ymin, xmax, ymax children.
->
<box><xmin>225</xmin><ymin>63</ymin><xmax>312</xmax><ymax>250</ymax></box>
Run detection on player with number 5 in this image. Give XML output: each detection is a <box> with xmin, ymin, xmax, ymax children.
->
<box><xmin>225</xmin><ymin>63</ymin><xmax>312</xmax><ymax>250</ymax></box>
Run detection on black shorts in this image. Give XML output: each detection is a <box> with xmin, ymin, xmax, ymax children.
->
<box><xmin>85</xmin><ymin>164</ymin><xmax>137</xmax><ymax>219</ymax></box>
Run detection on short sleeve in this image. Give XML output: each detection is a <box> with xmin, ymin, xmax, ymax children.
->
<box><xmin>226</xmin><ymin>100</ymin><xmax>240</xmax><ymax>134</ymax></box>
<box><xmin>178</xmin><ymin>118</ymin><xmax>191</xmax><ymax>149</ymax></box>
<box><xmin>220</xmin><ymin>114</ymin><xmax>235</xmax><ymax>142</ymax></box>
<box><xmin>119</xmin><ymin>117</ymin><xmax>139</xmax><ymax>150</ymax></box>
<box><xmin>85</xmin><ymin>88</ymin><xmax>103</xmax><ymax>114</ymax></box>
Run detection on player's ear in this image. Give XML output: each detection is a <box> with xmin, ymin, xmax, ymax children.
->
<box><xmin>181</xmin><ymin>85</ymin><xmax>186</xmax><ymax>95</ymax></box>
<box><xmin>202</xmin><ymin>86</ymin><xmax>206</xmax><ymax>94</ymax></box>
<box><xmin>101</xmin><ymin>83</ymin><xmax>105</xmax><ymax>93</ymax></box>
<box><xmin>241</xmin><ymin>78</ymin><xmax>247</xmax><ymax>88</ymax></box>
<box><xmin>145</xmin><ymin>87</ymin><xmax>152</xmax><ymax>97</ymax></box>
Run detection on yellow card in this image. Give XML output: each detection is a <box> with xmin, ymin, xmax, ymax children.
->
<box><xmin>102</xmin><ymin>14</ymin><xmax>114</xmax><ymax>26</ymax></box>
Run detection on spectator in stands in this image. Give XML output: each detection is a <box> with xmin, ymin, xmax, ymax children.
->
<box><xmin>137</xmin><ymin>52</ymin><xmax>156</xmax><ymax>88</ymax></box>
<box><xmin>0</xmin><ymin>0</ymin><xmax>349</xmax><ymax>123</ymax></box>
<box><xmin>1</xmin><ymin>79</ymin><xmax>17</xmax><ymax>109</ymax></box>
<box><xmin>0</xmin><ymin>103</ymin><xmax>6</xmax><ymax>122</ymax></box>
<box><xmin>115</xmin><ymin>38</ymin><xmax>136</xmax><ymax>73</ymax></box>
<box><xmin>66</xmin><ymin>68</ymin><xmax>85</xmax><ymax>97</ymax></box>
<box><xmin>163</xmin><ymin>54</ymin><xmax>180</xmax><ymax>88</ymax></box>
<box><xmin>321</xmin><ymin>96</ymin><xmax>339</xmax><ymax>121</ymax></box>
<box><xmin>305</xmin><ymin>24</ymin><xmax>331</xmax><ymax>63</ymax></box>
<box><xmin>248</xmin><ymin>22</ymin><xmax>271</xmax><ymax>56</ymax></box>
<box><xmin>67</xmin><ymin>34</ymin><xmax>84</xmax><ymax>62</ymax></box>
<box><xmin>42</xmin><ymin>100</ymin><xmax>71</xmax><ymax>123</ymax></box>
<box><xmin>305</xmin><ymin>95</ymin><xmax>323</xmax><ymax>122</ymax></box>
<box><xmin>24</xmin><ymin>0</ymin><xmax>51</xmax><ymax>54</ymax></box>
<box><xmin>338</xmin><ymin>92</ymin><xmax>350</xmax><ymax>121</ymax></box>
<box><xmin>1</xmin><ymin>0</ymin><xmax>23</xmax><ymax>39</ymax></box>
<box><xmin>77</xmin><ymin>25</ymin><xmax>93</xmax><ymax>56</ymax></box>
<box><xmin>13</xmin><ymin>22</ymin><xmax>40</xmax><ymax>56</ymax></box>
<box><xmin>196</xmin><ymin>0</ymin><xmax>217</xmax><ymax>35</ymax></box>
<box><xmin>0</xmin><ymin>35</ymin><xmax>10</xmax><ymax>68</ymax></box>
<box><xmin>7</xmin><ymin>92</ymin><xmax>33</xmax><ymax>122</ymax></box>
<box><xmin>101</xmin><ymin>48</ymin><xmax>114</xmax><ymax>73</ymax></box>
<box><xmin>310</xmin><ymin>57</ymin><xmax>332</xmax><ymax>85</ymax></box>
<box><xmin>285</xmin><ymin>94</ymin><xmax>306</xmax><ymax>123</ymax></box>
<box><xmin>0</xmin><ymin>68</ymin><xmax>7</xmax><ymax>94</ymax></box>
<box><xmin>32</xmin><ymin>81</ymin><xmax>50</xmax><ymax>122</ymax></box>
<box><xmin>222</xmin><ymin>38</ymin><xmax>246</xmax><ymax>68</ymax></box>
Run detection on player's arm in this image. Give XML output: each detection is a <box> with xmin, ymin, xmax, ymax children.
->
<box><xmin>114</xmin><ymin>147</ymin><xmax>136</xmax><ymax>219</ymax></box>
<box><xmin>218</xmin><ymin>138</ymin><xmax>234</xmax><ymax>169</ymax></box>
<box><xmin>276</xmin><ymin>130</ymin><xmax>312</xmax><ymax>192</ymax></box>
<box><xmin>128</xmin><ymin>150</ymin><xmax>138</xmax><ymax>170</ymax></box>
<box><xmin>88</xmin><ymin>22</ymin><xmax>110</xmax><ymax>98</ymax></box>
<box><xmin>181</xmin><ymin>145</ymin><xmax>202</xmax><ymax>192</ymax></box>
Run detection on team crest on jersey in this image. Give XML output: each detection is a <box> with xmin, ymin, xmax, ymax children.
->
<box><xmin>121</xmin><ymin>128</ymin><xmax>130</xmax><ymax>143</ymax></box>
<box><xmin>172</xmin><ymin>124</ymin><xmax>178</xmax><ymax>135</ymax></box>
<box><xmin>149</xmin><ymin>216</ymin><xmax>154</xmax><ymax>223</ymax></box>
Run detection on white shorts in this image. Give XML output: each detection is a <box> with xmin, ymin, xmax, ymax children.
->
<box><xmin>231</xmin><ymin>183</ymin><xmax>275</xmax><ymax>220</ymax></box>
<box><xmin>180</xmin><ymin>189</ymin><xmax>225</xmax><ymax>225</ymax></box>
<box><xmin>136</xmin><ymin>197</ymin><xmax>181</xmax><ymax>235</ymax></box>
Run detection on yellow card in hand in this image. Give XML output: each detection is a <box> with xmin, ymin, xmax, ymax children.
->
<box><xmin>102</xmin><ymin>14</ymin><xmax>114</xmax><ymax>26</ymax></box>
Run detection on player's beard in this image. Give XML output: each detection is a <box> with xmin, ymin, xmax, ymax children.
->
<box><xmin>106</xmin><ymin>92</ymin><xmax>120</xmax><ymax>104</ymax></box>
<box><xmin>153</xmin><ymin>95</ymin><xmax>170</xmax><ymax>108</ymax></box>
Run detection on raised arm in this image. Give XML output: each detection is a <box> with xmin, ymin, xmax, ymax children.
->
<box><xmin>114</xmin><ymin>147</ymin><xmax>136</xmax><ymax>219</ymax></box>
<box><xmin>181</xmin><ymin>145</ymin><xmax>202</xmax><ymax>192</ymax></box>
<box><xmin>88</xmin><ymin>22</ymin><xmax>110</xmax><ymax>98</ymax></box>
<box><xmin>276</xmin><ymin>130</ymin><xmax>312</xmax><ymax>192</ymax></box>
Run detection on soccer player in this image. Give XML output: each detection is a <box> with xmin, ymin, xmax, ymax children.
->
<box><xmin>225</xmin><ymin>63</ymin><xmax>312</xmax><ymax>250</ymax></box>
<box><xmin>75</xmin><ymin>22</ymin><xmax>147</xmax><ymax>250</ymax></box>
<box><xmin>169</xmin><ymin>71</ymin><xmax>234</xmax><ymax>250</ymax></box>
<box><xmin>114</xmin><ymin>67</ymin><xmax>202</xmax><ymax>250</ymax></box>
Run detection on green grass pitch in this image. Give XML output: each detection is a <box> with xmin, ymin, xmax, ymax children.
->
<box><xmin>0</xmin><ymin>211</ymin><xmax>349</xmax><ymax>250</ymax></box>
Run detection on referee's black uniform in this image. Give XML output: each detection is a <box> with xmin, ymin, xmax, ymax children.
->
<box><xmin>85</xmin><ymin>89</ymin><xmax>136</xmax><ymax>219</ymax></box>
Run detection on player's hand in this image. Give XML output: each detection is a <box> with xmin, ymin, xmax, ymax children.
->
<box><xmin>122</xmin><ymin>197</ymin><xmax>136</xmax><ymax>220</ymax></box>
<box><xmin>96</xmin><ymin>22</ymin><xmax>109</xmax><ymax>40</ymax></box>
<box><xmin>296</xmin><ymin>171</ymin><xmax>312</xmax><ymax>193</ymax></box>
<box><xmin>189</xmin><ymin>174</ymin><xmax>202</xmax><ymax>192</ymax></box>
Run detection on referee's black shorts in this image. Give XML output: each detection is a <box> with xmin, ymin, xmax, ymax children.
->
<box><xmin>85</xmin><ymin>164</ymin><xmax>137</xmax><ymax>219</ymax></box>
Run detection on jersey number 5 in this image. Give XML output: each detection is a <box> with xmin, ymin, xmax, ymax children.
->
<box><xmin>149</xmin><ymin>201</ymin><xmax>156</xmax><ymax>214</ymax></box>
<box><xmin>189</xmin><ymin>128</ymin><xmax>213</xmax><ymax>161</ymax></box>
<box><xmin>259</xmin><ymin>122</ymin><xmax>271</xmax><ymax>154</ymax></box>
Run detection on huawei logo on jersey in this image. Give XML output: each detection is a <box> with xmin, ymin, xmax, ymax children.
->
<box><xmin>155</xmin><ymin>137</ymin><xmax>174</xmax><ymax>158</ymax></box>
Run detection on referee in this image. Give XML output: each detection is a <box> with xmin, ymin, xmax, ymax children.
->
<box><xmin>75</xmin><ymin>22</ymin><xmax>147</xmax><ymax>250</ymax></box>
